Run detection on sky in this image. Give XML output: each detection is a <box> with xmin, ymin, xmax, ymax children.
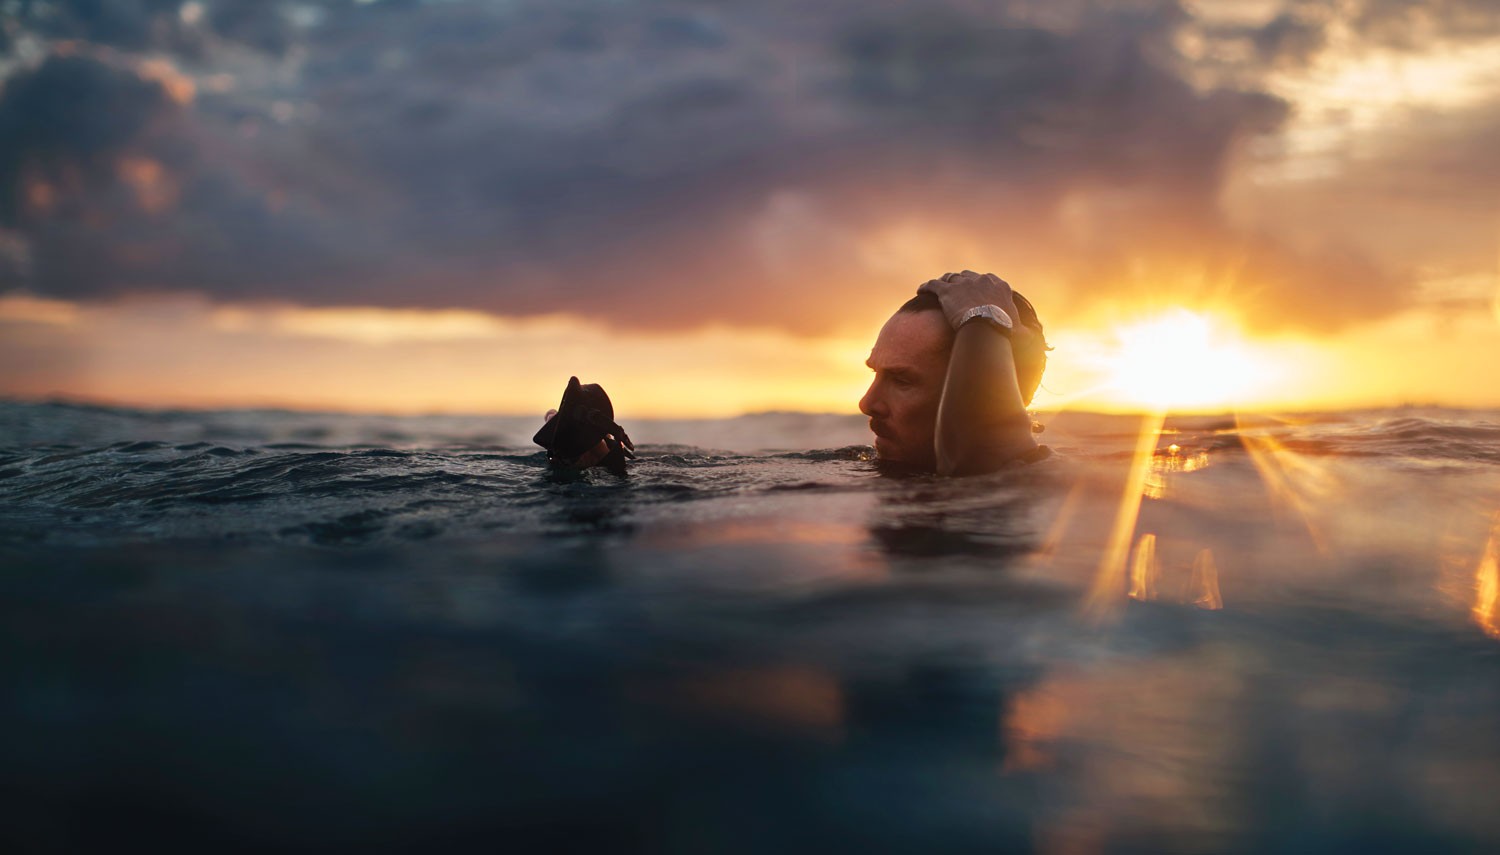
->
<box><xmin>1</xmin><ymin>0</ymin><xmax>1497</xmax><ymax>416</ymax></box>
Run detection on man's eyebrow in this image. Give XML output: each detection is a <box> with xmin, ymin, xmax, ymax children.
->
<box><xmin>871</xmin><ymin>363</ymin><xmax>918</xmax><ymax>378</ymax></box>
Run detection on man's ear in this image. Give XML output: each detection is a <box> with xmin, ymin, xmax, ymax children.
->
<box><xmin>1012</xmin><ymin>333</ymin><xmax>1049</xmax><ymax>407</ymax></box>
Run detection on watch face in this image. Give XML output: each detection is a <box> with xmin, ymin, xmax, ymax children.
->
<box><xmin>979</xmin><ymin>305</ymin><xmax>1012</xmax><ymax>328</ymax></box>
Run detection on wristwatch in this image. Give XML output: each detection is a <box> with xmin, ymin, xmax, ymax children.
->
<box><xmin>956</xmin><ymin>304</ymin><xmax>1013</xmax><ymax>335</ymax></box>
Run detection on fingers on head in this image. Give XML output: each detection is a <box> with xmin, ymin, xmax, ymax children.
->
<box><xmin>940</xmin><ymin>269</ymin><xmax>994</xmax><ymax>283</ymax></box>
<box><xmin>932</xmin><ymin>270</ymin><xmax>1010</xmax><ymax>289</ymax></box>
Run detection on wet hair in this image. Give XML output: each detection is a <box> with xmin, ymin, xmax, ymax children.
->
<box><xmin>897</xmin><ymin>290</ymin><xmax>1050</xmax><ymax>406</ymax></box>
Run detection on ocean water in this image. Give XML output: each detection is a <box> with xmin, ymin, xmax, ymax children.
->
<box><xmin>3</xmin><ymin>400</ymin><xmax>1500</xmax><ymax>853</ymax></box>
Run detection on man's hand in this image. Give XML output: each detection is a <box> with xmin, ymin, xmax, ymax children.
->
<box><xmin>540</xmin><ymin>409</ymin><xmax>612</xmax><ymax>469</ymax></box>
<box><xmin>917</xmin><ymin>270</ymin><xmax>1022</xmax><ymax>333</ymax></box>
<box><xmin>918</xmin><ymin>270</ymin><xmax>1040</xmax><ymax>475</ymax></box>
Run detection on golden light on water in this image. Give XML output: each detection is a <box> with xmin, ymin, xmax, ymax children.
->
<box><xmin>1127</xmin><ymin>533</ymin><xmax>1159</xmax><ymax>602</ymax></box>
<box><xmin>1084</xmin><ymin>412</ymin><xmax>1166</xmax><ymax>621</ymax></box>
<box><xmin>1188</xmin><ymin>549</ymin><xmax>1223</xmax><ymax>611</ymax></box>
<box><xmin>1475</xmin><ymin>514</ymin><xmax>1500</xmax><ymax>640</ymax></box>
<box><xmin>1238</xmin><ymin>415</ymin><xmax>1337</xmax><ymax>555</ymax></box>
<box><xmin>642</xmin><ymin>666</ymin><xmax>846</xmax><ymax>740</ymax></box>
<box><xmin>1074</xmin><ymin>309</ymin><xmax>1261</xmax><ymax>619</ymax></box>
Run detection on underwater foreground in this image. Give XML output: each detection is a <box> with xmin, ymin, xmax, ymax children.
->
<box><xmin>2</xmin><ymin>400</ymin><xmax>1500</xmax><ymax>853</ymax></box>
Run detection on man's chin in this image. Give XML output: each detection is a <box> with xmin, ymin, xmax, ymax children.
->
<box><xmin>873</xmin><ymin>436</ymin><xmax>933</xmax><ymax>470</ymax></box>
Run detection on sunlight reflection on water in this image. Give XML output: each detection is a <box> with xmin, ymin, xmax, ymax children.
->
<box><xmin>2</xmin><ymin>402</ymin><xmax>1500</xmax><ymax>851</ymax></box>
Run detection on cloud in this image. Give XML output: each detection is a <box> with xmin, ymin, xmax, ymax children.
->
<box><xmin>0</xmin><ymin>53</ymin><xmax>176</xmax><ymax>225</ymax></box>
<box><xmin>7</xmin><ymin>0</ymin><xmax>300</xmax><ymax>56</ymax></box>
<box><xmin>1353</xmin><ymin>0</ymin><xmax>1500</xmax><ymax>47</ymax></box>
<box><xmin>1250</xmin><ymin>13</ymin><xmax>1328</xmax><ymax>69</ymax></box>
<box><xmin>0</xmin><ymin>0</ymin><xmax>1477</xmax><ymax>336</ymax></box>
<box><xmin>16</xmin><ymin>0</ymin><xmax>180</xmax><ymax>51</ymax></box>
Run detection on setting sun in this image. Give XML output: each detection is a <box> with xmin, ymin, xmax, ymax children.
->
<box><xmin>1100</xmin><ymin>310</ymin><xmax>1261</xmax><ymax>411</ymax></box>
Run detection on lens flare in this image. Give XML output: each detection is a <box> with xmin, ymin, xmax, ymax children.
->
<box><xmin>1475</xmin><ymin>513</ymin><xmax>1500</xmax><ymax>640</ymax></box>
<box><xmin>1127</xmin><ymin>533</ymin><xmax>1159</xmax><ymax>602</ymax></box>
<box><xmin>1188</xmin><ymin>548</ymin><xmax>1224</xmax><ymax>611</ymax></box>
<box><xmin>1238</xmin><ymin>414</ymin><xmax>1338</xmax><ymax>554</ymax></box>
<box><xmin>1084</xmin><ymin>412</ymin><xmax>1166</xmax><ymax>621</ymax></box>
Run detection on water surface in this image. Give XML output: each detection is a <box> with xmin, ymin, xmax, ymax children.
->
<box><xmin>3</xmin><ymin>401</ymin><xmax>1499</xmax><ymax>852</ymax></box>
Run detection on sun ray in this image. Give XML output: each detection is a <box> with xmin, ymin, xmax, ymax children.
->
<box><xmin>1236</xmin><ymin>412</ymin><xmax>1337</xmax><ymax>554</ymax></box>
<box><xmin>1084</xmin><ymin>411</ymin><xmax>1166</xmax><ymax>621</ymax></box>
<box><xmin>1035</xmin><ymin>476</ymin><xmax>1089</xmax><ymax>564</ymax></box>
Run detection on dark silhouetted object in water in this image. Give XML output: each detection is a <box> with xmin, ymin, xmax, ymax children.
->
<box><xmin>533</xmin><ymin>376</ymin><xmax>634</xmax><ymax>473</ymax></box>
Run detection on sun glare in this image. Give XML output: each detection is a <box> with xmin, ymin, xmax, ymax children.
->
<box><xmin>1104</xmin><ymin>310</ymin><xmax>1259</xmax><ymax>411</ymax></box>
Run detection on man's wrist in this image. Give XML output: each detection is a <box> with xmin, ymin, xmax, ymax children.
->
<box><xmin>954</xmin><ymin>304</ymin><xmax>1013</xmax><ymax>334</ymax></box>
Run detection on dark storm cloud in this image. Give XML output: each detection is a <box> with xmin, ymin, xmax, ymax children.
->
<box><xmin>0</xmin><ymin>51</ymin><xmax>334</xmax><ymax>298</ymax></box>
<box><xmin>0</xmin><ymin>53</ymin><xmax>175</xmax><ymax>226</ymax></box>
<box><xmin>5</xmin><ymin>0</ymin><xmax>300</xmax><ymax>55</ymax></box>
<box><xmin>10</xmin><ymin>0</ymin><xmax>180</xmax><ymax>50</ymax></box>
<box><xmin>0</xmin><ymin>0</ymin><xmax>1447</xmax><ymax>333</ymax></box>
<box><xmin>1250</xmin><ymin>13</ymin><xmax>1327</xmax><ymax>69</ymax></box>
<box><xmin>203</xmin><ymin>0</ymin><xmax>297</xmax><ymax>54</ymax></box>
<box><xmin>837</xmin><ymin>5</ymin><xmax>1288</xmax><ymax>204</ymax></box>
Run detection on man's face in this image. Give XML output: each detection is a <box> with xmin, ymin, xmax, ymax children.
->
<box><xmin>859</xmin><ymin>309</ymin><xmax>951</xmax><ymax>469</ymax></box>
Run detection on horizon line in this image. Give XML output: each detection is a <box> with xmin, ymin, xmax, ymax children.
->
<box><xmin>2</xmin><ymin>393</ymin><xmax>1489</xmax><ymax>422</ymax></box>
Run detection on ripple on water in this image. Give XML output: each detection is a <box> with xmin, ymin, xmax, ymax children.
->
<box><xmin>2</xmin><ymin>403</ymin><xmax>1500</xmax><ymax>850</ymax></box>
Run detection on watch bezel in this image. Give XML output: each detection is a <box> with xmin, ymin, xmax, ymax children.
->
<box><xmin>957</xmin><ymin>304</ymin><xmax>1014</xmax><ymax>334</ymax></box>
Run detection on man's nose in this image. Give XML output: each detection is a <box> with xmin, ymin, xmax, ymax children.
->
<box><xmin>859</xmin><ymin>381</ymin><xmax>884</xmax><ymax>418</ymax></box>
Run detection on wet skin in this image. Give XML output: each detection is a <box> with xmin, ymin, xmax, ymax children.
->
<box><xmin>859</xmin><ymin>310</ymin><xmax>951</xmax><ymax>470</ymax></box>
<box><xmin>860</xmin><ymin>303</ymin><xmax>1038</xmax><ymax>475</ymax></box>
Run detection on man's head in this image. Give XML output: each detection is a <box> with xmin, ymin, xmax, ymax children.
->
<box><xmin>858</xmin><ymin>290</ymin><xmax>1048</xmax><ymax>468</ymax></box>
